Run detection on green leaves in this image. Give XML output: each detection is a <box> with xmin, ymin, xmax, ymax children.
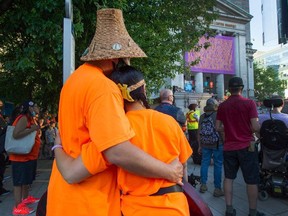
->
<box><xmin>254</xmin><ymin>63</ymin><xmax>285</xmax><ymax>101</ymax></box>
<box><xmin>0</xmin><ymin>0</ymin><xmax>216</xmax><ymax>111</ymax></box>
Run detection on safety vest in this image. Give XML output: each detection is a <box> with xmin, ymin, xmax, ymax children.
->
<box><xmin>186</xmin><ymin>110</ymin><xmax>200</xmax><ymax>130</ymax></box>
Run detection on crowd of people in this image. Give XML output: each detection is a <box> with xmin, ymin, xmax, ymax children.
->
<box><xmin>2</xmin><ymin>7</ymin><xmax>287</xmax><ymax>216</ymax></box>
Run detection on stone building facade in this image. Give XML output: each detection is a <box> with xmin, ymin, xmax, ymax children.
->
<box><xmin>171</xmin><ymin>0</ymin><xmax>255</xmax><ymax>112</ymax></box>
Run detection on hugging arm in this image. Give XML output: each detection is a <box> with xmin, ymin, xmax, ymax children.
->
<box><xmin>54</xmin><ymin>133</ymin><xmax>183</xmax><ymax>184</ymax></box>
<box><xmin>103</xmin><ymin>141</ymin><xmax>183</xmax><ymax>184</ymax></box>
<box><xmin>53</xmin><ymin>133</ymin><xmax>92</xmax><ymax>184</ymax></box>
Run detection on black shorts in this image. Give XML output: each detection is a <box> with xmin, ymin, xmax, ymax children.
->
<box><xmin>12</xmin><ymin>160</ymin><xmax>37</xmax><ymax>186</ymax></box>
<box><xmin>224</xmin><ymin>147</ymin><xmax>259</xmax><ymax>184</ymax></box>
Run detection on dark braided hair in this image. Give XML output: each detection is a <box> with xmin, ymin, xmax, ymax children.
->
<box><xmin>109</xmin><ymin>66</ymin><xmax>150</xmax><ymax>109</ymax></box>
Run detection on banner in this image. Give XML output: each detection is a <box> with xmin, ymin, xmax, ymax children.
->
<box><xmin>185</xmin><ymin>35</ymin><xmax>235</xmax><ymax>74</ymax></box>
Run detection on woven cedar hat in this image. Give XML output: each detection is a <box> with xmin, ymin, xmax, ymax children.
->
<box><xmin>81</xmin><ymin>8</ymin><xmax>147</xmax><ymax>61</ymax></box>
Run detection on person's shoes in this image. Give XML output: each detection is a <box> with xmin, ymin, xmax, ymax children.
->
<box><xmin>0</xmin><ymin>187</ymin><xmax>10</xmax><ymax>196</ymax></box>
<box><xmin>225</xmin><ymin>209</ymin><xmax>236</xmax><ymax>216</ymax></box>
<box><xmin>213</xmin><ymin>188</ymin><xmax>224</xmax><ymax>197</ymax></box>
<box><xmin>12</xmin><ymin>203</ymin><xmax>35</xmax><ymax>215</ymax></box>
<box><xmin>248</xmin><ymin>211</ymin><xmax>265</xmax><ymax>216</ymax></box>
<box><xmin>21</xmin><ymin>195</ymin><xmax>40</xmax><ymax>205</ymax></box>
<box><xmin>200</xmin><ymin>184</ymin><xmax>207</xmax><ymax>193</ymax></box>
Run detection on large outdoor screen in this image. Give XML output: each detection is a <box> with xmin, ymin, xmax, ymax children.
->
<box><xmin>185</xmin><ymin>35</ymin><xmax>235</xmax><ymax>74</ymax></box>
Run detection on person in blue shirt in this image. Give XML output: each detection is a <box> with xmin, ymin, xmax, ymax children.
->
<box><xmin>154</xmin><ymin>89</ymin><xmax>186</xmax><ymax>131</ymax></box>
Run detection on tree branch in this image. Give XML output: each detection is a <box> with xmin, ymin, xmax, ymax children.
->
<box><xmin>0</xmin><ymin>0</ymin><xmax>14</xmax><ymax>16</ymax></box>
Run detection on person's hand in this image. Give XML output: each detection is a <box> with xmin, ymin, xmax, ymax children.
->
<box><xmin>168</xmin><ymin>158</ymin><xmax>184</xmax><ymax>186</ymax></box>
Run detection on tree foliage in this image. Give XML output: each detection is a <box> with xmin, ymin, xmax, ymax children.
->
<box><xmin>254</xmin><ymin>63</ymin><xmax>285</xmax><ymax>101</ymax></box>
<box><xmin>0</xmin><ymin>0</ymin><xmax>217</xmax><ymax>112</ymax></box>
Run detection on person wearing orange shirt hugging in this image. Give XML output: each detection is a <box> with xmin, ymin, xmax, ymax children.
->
<box><xmin>53</xmin><ymin>65</ymin><xmax>192</xmax><ymax>216</ymax></box>
<box><xmin>47</xmin><ymin>8</ymin><xmax>184</xmax><ymax>216</ymax></box>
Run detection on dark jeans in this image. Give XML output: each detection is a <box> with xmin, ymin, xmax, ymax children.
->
<box><xmin>188</xmin><ymin>129</ymin><xmax>201</xmax><ymax>164</ymax></box>
<box><xmin>188</xmin><ymin>129</ymin><xmax>199</xmax><ymax>153</ymax></box>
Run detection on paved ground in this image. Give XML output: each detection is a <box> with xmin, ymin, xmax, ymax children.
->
<box><xmin>0</xmin><ymin>159</ymin><xmax>52</xmax><ymax>216</ymax></box>
<box><xmin>0</xmin><ymin>158</ymin><xmax>288</xmax><ymax>216</ymax></box>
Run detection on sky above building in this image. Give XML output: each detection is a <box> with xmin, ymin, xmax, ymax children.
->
<box><xmin>249</xmin><ymin>0</ymin><xmax>264</xmax><ymax>50</ymax></box>
<box><xmin>249</xmin><ymin>0</ymin><xmax>279</xmax><ymax>51</ymax></box>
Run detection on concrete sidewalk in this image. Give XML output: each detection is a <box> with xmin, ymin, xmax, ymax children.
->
<box><xmin>1</xmin><ymin>158</ymin><xmax>288</xmax><ymax>216</ymax></box>
<box><xmin>0</xmin><ymin>159</ymin><xmax>52</xmax><ymax>216</ymax></box>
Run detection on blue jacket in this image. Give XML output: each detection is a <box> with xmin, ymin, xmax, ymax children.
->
<box><xmin>154</xmin><ymin>103</ymin><xmax>186</xmax><ymax>127</ymax></box>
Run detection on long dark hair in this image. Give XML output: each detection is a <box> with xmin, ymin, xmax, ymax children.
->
<box><xmin>109</xmin><ymin>66</ymin><xmax>150</xmax><ymax>109</ymax></box>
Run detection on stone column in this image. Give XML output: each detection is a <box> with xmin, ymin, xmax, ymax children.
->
<box><xmin>194</xmin><ymin>72</ymin><xmax>204</xmax><ymax>93</ymax></box>
<box><xmin>233</xmin><ymin>33</ymin><xmax>241</xmax><ymax>77</ymax></box>
<box><xmin>216</xmin><ymin>74</ymin><xmax>225</xmax><ymax>100</ymax></box>
<box><xmin>246</xmin><ymin>42</ymin><xmax>256</xmax><ymax>99</ymax></box>
<box><xmin>234</xmin><ymin>32</ymin><xmax>248</xmax><ymax>97</ymax></box>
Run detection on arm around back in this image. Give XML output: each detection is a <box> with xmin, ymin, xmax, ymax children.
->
<box><xmin>103</xmin><ymin>140</ymin><xmax>184</xmax><ymax>184</ymax></box>
<box><xmin>54</xmin><ymin>133</ymin><xmax>184</xmax><ymax>184</ymax></box>
<box><xmin>54</xmin><ymin>147</ymin><xmax>91</xmax><ymax>184</ymax></box>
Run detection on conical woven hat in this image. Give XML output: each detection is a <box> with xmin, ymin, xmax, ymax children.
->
<box><xmin>81</xmin><ymin>8</ymin><xmax>147</xmax><ymax>61</ymax></box>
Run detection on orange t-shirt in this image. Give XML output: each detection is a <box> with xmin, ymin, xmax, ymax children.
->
<box><xmin>9</xmin><ymin>114</ymin><xmax>41</xmax><ymax>162</ymax></box>
<box><xmin>118</xmin><ymin>109</ymin><xmax>192</xmax><ymax>216</ymax></box>
<box><xmin>47</xmin><ymin>63</ymin><xmax>134</xmax><ymax>216</ymax></box>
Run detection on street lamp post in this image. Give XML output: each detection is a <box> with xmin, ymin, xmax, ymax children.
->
<box><xmin>63</xmin><ymin>0</ymin><xmax>75</xmax><ymax>84</ymax></box>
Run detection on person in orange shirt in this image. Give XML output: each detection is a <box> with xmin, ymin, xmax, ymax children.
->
<box><xmin>10</xmin><ymin>101</ymin><xmax>41</xmax><ymax>215</ymax></box>
<box><xmin>47</xmin><ymin>8</ymin><xmax>184</xmax><ymax>216</ymax></box>
<box><xmin>53</xmin><ymin>66</ymin><xmax>192</xmax><ymax>216</ymax></box>
<box><xmin>112</xmin><ymin>66</ymin><xmax>192</xmax><ymax>215</ymax></box>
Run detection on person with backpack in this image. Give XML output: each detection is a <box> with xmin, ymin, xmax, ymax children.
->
<box><xmin>198</xmin><ymin>98</ymin><xmax>224</xmax><ymax>197</ymax></box>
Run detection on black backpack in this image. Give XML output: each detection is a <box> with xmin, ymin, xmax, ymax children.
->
<box><xmin>260</xmin><ymin>119</ymin><xmax>288</xmax><ymax>150</ymax></box>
